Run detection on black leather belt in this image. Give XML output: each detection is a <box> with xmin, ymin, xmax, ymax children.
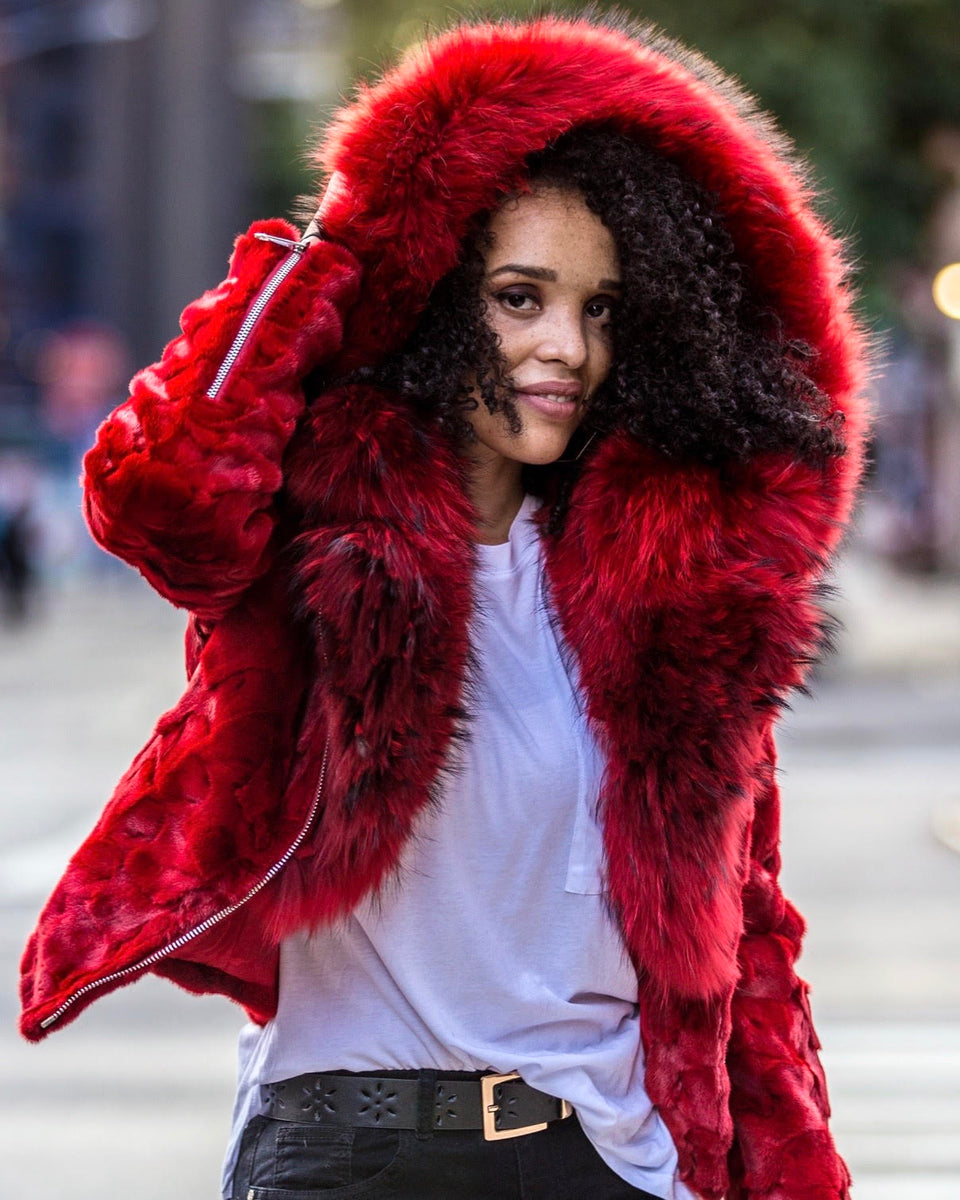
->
<box><xmin>262</xmin><ymin>1070</ymin><xmax>574</xmax><ymax>1141</ymax></box>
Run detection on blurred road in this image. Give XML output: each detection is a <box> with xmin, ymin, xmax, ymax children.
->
<box><xmin>1</xmin><ymin>562</ymin><xmax>959</xmax><ymax>1199</ymax></box>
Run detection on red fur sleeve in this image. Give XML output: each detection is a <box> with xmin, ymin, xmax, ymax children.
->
<box><xmin>81</xmin><ymin>218</ymin><xmax>361</xmax><ymax>621</ymax></box>
<box><xmin>726</xmin><ymin>724</ymin><xmax>851</xmax><ymax>1199</ymax></box>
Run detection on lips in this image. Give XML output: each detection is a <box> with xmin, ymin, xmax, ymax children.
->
<box><xmin>512</xmin><ymin>380</ymin><xmax>582</xmax><ymax>422</ymax></box>
<box><xmin>516</xmin><ymin>381</ymin><xmax>583</xmax><ymax>399</ymax></box>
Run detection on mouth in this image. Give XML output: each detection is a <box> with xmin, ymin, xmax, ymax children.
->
<box><xmin>512</xmin><ymin>386</ymin><xmax>581</xmax><ymax>421</ymax></box>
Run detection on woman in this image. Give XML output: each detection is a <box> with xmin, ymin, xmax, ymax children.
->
<box><xmin>20</xmin><ymin>15</ymin><xmax>869</xmax><ymax>1200</ymax></box>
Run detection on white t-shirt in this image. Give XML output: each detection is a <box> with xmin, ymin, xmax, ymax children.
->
<box><xmin>223</xmin><ymin>494</ymin><xmax>696</xmax><ymax>1199</ymax></box>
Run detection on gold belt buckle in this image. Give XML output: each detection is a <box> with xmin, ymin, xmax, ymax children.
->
<box><xmin>480</xmin><ymin>1071</ymin><xmax>573</xmax><ymax>1141</ymax></box>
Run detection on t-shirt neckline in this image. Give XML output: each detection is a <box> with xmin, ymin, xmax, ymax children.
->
<box><xmin>475</xmin><ymin>493</ymin><xmax>541</xmax><ymax>576</ymax></box>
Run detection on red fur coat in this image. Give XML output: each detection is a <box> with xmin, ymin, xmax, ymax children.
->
<box><xmin>20</xmin><ymin>16</ymin><xmax>869</xmax><ymax>1200</ymax></box>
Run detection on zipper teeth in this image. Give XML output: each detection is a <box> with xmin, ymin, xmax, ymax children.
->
<box><xmin>205</xmin><ymin>248</ymin><xmax>304</xmax><ymax>399</ymax></box>
<box><xmin>39</xmin><ymin>740</ymin><xmax>329</xmax><ymax>1031</ymax></box>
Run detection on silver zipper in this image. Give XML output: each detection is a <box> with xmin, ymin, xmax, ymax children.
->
<box><xmin>39</xmin><ymin>739</ymin><xmax>329</xmax><ymax>1031</ymax></box>
<box><xmin>205</xmin><ymin>237</ymin><xmax>308</xmax><ymax>399</ymax></box>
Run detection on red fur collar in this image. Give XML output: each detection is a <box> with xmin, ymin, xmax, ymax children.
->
<box><xmin>270</xmin><ymin>16</ymin><xmax>869</xmax><ymax>997</ymax></box>
<box><xmin>282</xmin><ymin>382</ymin><xmax>841</xmax><ymax>1000</ymax></box>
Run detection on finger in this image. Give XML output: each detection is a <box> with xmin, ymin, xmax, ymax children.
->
<box><xmin>301</xmin><ymin>212</ymin><xmax>325</xmax><ymax>243</ymax></box>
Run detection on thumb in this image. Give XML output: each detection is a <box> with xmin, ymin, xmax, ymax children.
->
<box><xmin>301</xmin><ymin>171</ymin><xmax>349</xmax><ymax>244</ymax></box>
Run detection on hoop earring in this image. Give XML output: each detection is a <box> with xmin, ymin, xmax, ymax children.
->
<box><xmin>555</xmin><ymin>431</ymin><xmax>597</xmax><ymax>465</ymax></box>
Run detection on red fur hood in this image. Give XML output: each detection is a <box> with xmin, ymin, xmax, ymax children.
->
<box><xmin>21</xmin><ymin>17</ymin><xmax>867</xmax><ymax>1197</ymax></box>
<box><xmin>315</xmin><ymin>14</ymin><xmax>869</xmax><ymax>474</ymax></box>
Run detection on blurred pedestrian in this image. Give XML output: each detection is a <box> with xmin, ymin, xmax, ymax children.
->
<box><xmin>0</xmin><ymin>501</ymin><xmax>35</xmax><ymax>620</ymax></box>
<box><xmin>36</xmin><ymin>320</ymin><xmax>130</xmax><ymax>578</ymax></box>
<box><xmin>20</xmin><ymin>14</ymin><xmax>870</xmax><ymax>1200</ymax></box>
<box><xmin>0</xmin><ymin>451</ymin><xmax>40</xmax><ymax>622</ymax></box>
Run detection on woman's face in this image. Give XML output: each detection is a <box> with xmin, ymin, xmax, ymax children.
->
<box><xmin>466</xmin><ymin>185</ymin><xmax>621</xmax><ymax>466</ymax></box>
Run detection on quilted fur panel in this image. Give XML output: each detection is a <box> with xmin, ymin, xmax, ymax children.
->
<box><xmin>639</xmin><ymin>991</ymin><xmax>734</xmax><ymax>1200</ymax></box>
<box><xmin>19</xmin><ymin>569</ymin><xmax>316</xmax><ymax>1038</ymax></box>
<box><xmin>82</xmin><ymin>221</ymin><xmax>361</xmax><ymax>621</ymax></box>
<box><xmin>724</xmin><ymin>727</ymin><xmax>850</xmax><ymax>1199</ymax></box>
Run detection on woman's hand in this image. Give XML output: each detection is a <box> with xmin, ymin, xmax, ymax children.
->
<box><xmin>301</xmin><ymin>210</ymin><xmax>325</xmax><ymax>245</ymax></box>
<box><xmin>301</xmin><ymin>173</ymin><xmax>349</xmax><ymax>246</ymax></box>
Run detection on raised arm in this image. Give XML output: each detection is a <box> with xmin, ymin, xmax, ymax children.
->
<box><xmin>725</xmin><ymin>722</ymin><xmax>850</xmax><ymax>1199</ymax></box>
<box><xmin>82</xmin><ymin>217</ymin><xmax>361</xmax><ymax>622</ymax></box>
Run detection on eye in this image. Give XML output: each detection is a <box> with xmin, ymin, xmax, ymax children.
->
<box><xmin>495</xmin><ymin>288</ymin><xmax>539</xmax><ymax>312</ymax></box>
<box><xmin>585</xmin><ymin>298</ymin><xmax>616</xmax><ymax>324</ymax></box>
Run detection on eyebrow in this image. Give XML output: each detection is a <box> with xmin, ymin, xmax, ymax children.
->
<box><xmin>488</xmin><ymin>263</ymin><xmax>622</xmax><ymax>291</ymax></box>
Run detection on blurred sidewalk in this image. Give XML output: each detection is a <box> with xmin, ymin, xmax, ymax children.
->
<box><xmin>829</xmin><ymin>548</ymin><xmax>960</xmax><ymax>678</ymax></box>
<box><xmin>1</xmin><ymin>555</ymin><xmax>958</xmax><ymax>1198</ymax></box>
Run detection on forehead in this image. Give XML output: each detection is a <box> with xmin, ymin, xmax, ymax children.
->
<box><xmin>485</xmin><ymin>187</ymin><xmax>619</xmax><ymax>281</ymax></box>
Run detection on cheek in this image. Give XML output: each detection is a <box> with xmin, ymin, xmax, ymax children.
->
<box><xmin>485</xmin><ymin>311</ymin><xmax>525</xmax><ymax>368</ymax></box>
<box><xmin>591</xmin><ymin>336</ymin><xmax>615</xmax><ymax>389</ymax></box>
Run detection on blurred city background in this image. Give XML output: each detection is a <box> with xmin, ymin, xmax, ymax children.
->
<box><xmin>1</xmin><ymin>0</ymin><xmax>959</xmax><ymax>1197</ymax></box>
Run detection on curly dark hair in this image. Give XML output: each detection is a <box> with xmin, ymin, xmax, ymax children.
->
<box><xmin>334</xmin><ymin>124</ymin><xmax>845</xmax><ymax>526</ymax></box>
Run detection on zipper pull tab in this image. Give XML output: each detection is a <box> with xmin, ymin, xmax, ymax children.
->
<box><xmin>253</xmin><ymin>232</ymin><xmax>310</xmax><ymax>252</ymax></box>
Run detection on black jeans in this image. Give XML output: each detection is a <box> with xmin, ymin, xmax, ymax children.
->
<box><xmin>231</xmin><ymin>1108</ymin><xmax>663</xmax><ymax>1199</ymax></box>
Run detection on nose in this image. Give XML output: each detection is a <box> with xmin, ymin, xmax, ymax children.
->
<box><xmin>533</xmin><ymin>305</ymin><xmax>588</xmax><ymax>370</ymax></box>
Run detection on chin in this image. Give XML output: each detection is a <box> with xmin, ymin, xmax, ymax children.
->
<box><xmin>510</xmin><ymin>432</ymin><xmax>576</xmax><ymax>466</ymax></box>
<box><xmin>512</xmin><ymin>413</ymin><xmax>582</xmax><ymax>464</ymax></box>
<box><xmin>468</xmin><ymin>408</ymin><xmax>580</xmax><ymax>468</ymax></box>
<box><xmin>522</xmin><ymin>446</ymin><xmax>572</xmax><ymax>466</ymax></box>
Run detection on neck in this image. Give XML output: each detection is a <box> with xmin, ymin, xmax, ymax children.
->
<box><xmin>466</xmin><ymin>447</ymin><xmax>525</xmax><ymax>545</ymax></box>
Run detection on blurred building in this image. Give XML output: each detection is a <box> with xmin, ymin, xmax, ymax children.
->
<box><xmin>924</xmin><ymin>130</ymin><xmax>960</xmax><ymax>574</ymax></box>
<box><xmin>0</xmin><ymin>0</ymin><xmax>345</xmax><ymax>588</ymax></box>
<box><xmin>866</xmin><ymin>128</ymin><xmax>960</xmax><ymax>576</ymax></box>
<box><xmin>0</xmin><ymin>0</ymin><xmax>345</xmax><ymax>437</ymax></box>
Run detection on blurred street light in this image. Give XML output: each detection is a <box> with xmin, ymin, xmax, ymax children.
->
<box><xmin>933</xmin><ymin>262</ymin><xmax>960</xmax><ymax>320</ymax></box>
